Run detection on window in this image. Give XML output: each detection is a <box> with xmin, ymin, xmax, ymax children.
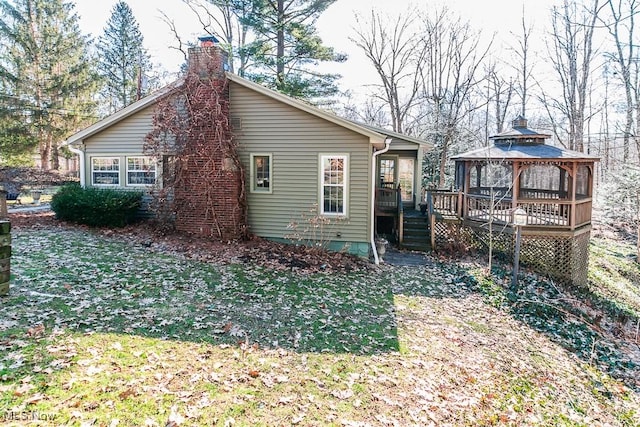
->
<box><xmin>320</xmin><ymin>154</ymin><xmax>347</xmax><ymax>215</ymax></box>
<box><xmin>398</xmin><ymin>158</ymin><xmax>414</xmax><ymax>202</ymax></box>
<box><xmin>250</xmin><ymin>154</ymin><xmax>272</xmax><ymax>193</ymax></box>
<box><xmin>92</xmin><ymin>157</ymin><xmax>120</xmax><ymax>186</ymax></box>
<box><xmin>379</xmin><ymin>158</ymin><xmax>395</xmax><ymax>188</ymax></box>
<box><xmin>127</xmin><ymin>157</ymin><xmax>157</xmax><ymax>186</ymax></box>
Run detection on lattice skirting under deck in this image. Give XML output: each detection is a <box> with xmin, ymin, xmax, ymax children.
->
<box><xmin>434</xmin><ymin>220</ymin><xmax>591</xmax><ymax>286</ymax></box>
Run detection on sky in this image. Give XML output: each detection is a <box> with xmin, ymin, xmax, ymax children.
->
<box><xmin>74</xmin><ymin>0</ymin><xmax>558</xmax><ymax>97</ymax></box>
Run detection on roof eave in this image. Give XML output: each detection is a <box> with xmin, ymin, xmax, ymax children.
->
<box><xmin>355</xmin><ymin>122</ymin><xmax>433</xmax><ymax>148</ymax></box>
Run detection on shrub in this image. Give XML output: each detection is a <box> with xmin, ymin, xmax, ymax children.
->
<box><xmin>51</xmin><ymin>184</ymin><xmax>143</xmax><ymax>227</ymax></box>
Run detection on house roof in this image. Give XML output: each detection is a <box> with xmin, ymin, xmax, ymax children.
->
<box><xmin>451</xmin><ymin>143</ymin><xmax>600</xmax><ymax>162</ymax></box>
<box><xmin>64</xmin><ymin>72</ymin><xmax>430</xmax><ymax>151</ymax></box>
<box><xmin>354</xmin><ymin>122</ymin><xmax>433</xmax><ymax>148</ymax></box>
<box><xmin>225</xmin><ymin>73</ymin><xmax>430</xmax><ymax>149</ymax></box>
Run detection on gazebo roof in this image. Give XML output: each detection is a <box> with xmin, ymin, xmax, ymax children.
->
<box><xmin>451</xmin><ymin>144</ymin><xmax>600</xmax><ymax>162</ymax></box>
<box><xmin>452</xmin><ymin>116</ymin><xmax>599</xmax><ymax>162</ymax></box>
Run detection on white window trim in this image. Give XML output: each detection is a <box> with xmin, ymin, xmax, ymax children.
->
<box><xmin>91</xmin><ymin>156</ymin><xmax>121</xmax><ymax>187</ymax></box>
<box><xmin>319</xmin><ymin>153</ymin><xmax>348</xmax><ymax>217</ymax></box>
<box><xmin>126</xmin><ymin>156</ymin><xmax>157</xmax><ymax>187</ymax></box>
<box><xmin>250</xmin><ymin>153</ymin><xmax>273</xmax><ymax>194</ymax></box>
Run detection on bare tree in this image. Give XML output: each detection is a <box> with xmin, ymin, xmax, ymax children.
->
<box><xmin>545</xmin><ymin>0</ymin><xmax>603</xmax><ymax>152</ymax></box>
<box><xmin>351</xmin><ymin>9</ymin><xmax>425</xmax><ymax>133</ymax></box>
<box><xmin>339</xmin><ymin>96</ymin><xmax>390</xmax><ymax>129</ymax></box>
<box><xmin>487</xmin><ymin>66</ymin><xmax>515</xmax><ymax>134</ymax></box>
<box><xmin>510</xmin><ymin>8</ymin><xmax>535</xmax><ymax>117</ymax></box>
<box><xmin>180</xmin><ymin>0</ymin><xmax>255</xmax><ymax>75</ymax></box>
<box><xmin>601</xmin><ymin>0</ymin><xmax>640</xmax><ymax>162</ymax></box>
<box><xmin>419</xmin><ymin>7</ymin><xmax>493</xmax><ymax>187</ymax></box>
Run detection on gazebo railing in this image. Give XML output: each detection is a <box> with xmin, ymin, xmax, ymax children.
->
<box><xmin>574</xmin><ymin>198</ymin><xmax>592</xmax><ymax>228</ymax></box>
<box><xmin>469</xmin><ymin>186</ymin><xmax>511</xmax><ymax>198</ymax></box>
<box><xmin>519</xmin><ymin>188</ymin><xmax>567</xmax><ymax>199</ymax></box>
<box><xmin>464</xmin><ymin>193</ymin><xmax>592</xmax><ymax>229</ymax></box>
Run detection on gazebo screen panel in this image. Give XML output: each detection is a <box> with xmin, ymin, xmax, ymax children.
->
<box><xmin>519</xmin><ymin>164</ymin><xmax>568</xmax><ymax>199</ymax></box>
<box><xmin>468</xmin><ymin>162</ymin><xmax>513</xmax><ymax>197</ymax></box>
<box><xmin>576</xmin><ymin>165</ymin><xmax>591</xmax><ymax>198</ymax></box>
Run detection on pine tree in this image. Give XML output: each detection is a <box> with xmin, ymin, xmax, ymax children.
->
<box><xmin>0</xmin><ymin>0</ymin><xmax>98</xmax><ymax>169</ymax></box>
<box><xmin>241</xmin><ymin>0</ymin><xmax>346</xmax><ymax>100</ymax></box>
<box><xmin>97</xmin><ymin>1</ymin><xmax>151</xmax><ymax>114</ymax></box>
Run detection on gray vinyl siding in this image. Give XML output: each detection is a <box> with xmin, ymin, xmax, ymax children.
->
<box><xmin>83</xmin><ymin>106</ymin><xmax>156</xmax><ymax>187</ymax></box>
<box><xmin>388</xmin><ymin>138</ymin><xmax>420</xmax><ymax>151</ymax></box>
<box><xmin>230</xmin><ymin>82</ymin><xmax>372</xmax><ymax>244</ymax></box>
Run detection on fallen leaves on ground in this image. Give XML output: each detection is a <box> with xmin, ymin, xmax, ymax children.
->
<box><xmin>0</xmin><ymin>212</ymin><xmax>638</xmax><ymax>426</ymax></box>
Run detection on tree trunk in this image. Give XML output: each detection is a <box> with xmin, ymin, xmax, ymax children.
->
<box><xmin>51</xmin><ymin>143</ymin><xmax>60</xmax><ymax>170</ymax></box>
<box><xmin>39</xmin><ymin>139</ymin><xmax>50</xmax><ymax>171</ymax></box>
<box><xmin>438</xmin><ymin>133</ymin><xmax>451</xmax><ymax>188</ymax></box>
<box><xmin>276</xmin><ymin>0</ymin><xmax>285</xmax><ymax>90</ymax></box>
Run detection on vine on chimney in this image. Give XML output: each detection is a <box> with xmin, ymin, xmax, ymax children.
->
<box><xmin>144</xmin><ymin>58</ymin><xmax>248</xmax><ymax>239</ymax></box>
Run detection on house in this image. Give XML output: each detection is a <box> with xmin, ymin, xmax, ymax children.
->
<box><xmin>64</xmin><ymin>39</ymin><xmax>432</xmax><ymax>263</ymax></box>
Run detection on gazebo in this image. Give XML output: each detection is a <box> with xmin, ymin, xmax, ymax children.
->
<box><xmin>428</xmin><ymin>116</ymin><xmax>599</xmax><ymax>285</ymax></box>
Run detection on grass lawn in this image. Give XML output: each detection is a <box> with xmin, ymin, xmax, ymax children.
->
<box><xmin>1</xmin><ymin>224</ymin><xmax>639</xmax><ymax>426</ymax></box>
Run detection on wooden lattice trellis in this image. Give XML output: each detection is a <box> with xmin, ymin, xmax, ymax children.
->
<box><xmin>435</xmin><ymin>219</ymin><xmax>591</xmax><ymax>285</ymax></box>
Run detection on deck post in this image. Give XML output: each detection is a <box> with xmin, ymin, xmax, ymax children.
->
<box><xmin>512</xmin><ymin>161</ymin><xmax>520</xmax><ymax>211</ymax></box>
<box><xmin>397</xmin><ymin>185</ymin><xmax>403</xmax><ymax>244</ymax></box>
<box><xmin>511</xmin><ymin>208</ymin><xmax>527</xmax><ymax>289</ymax></box>
<box><xmin>570</xmin><ymin>162</ymin><xmax>577</xmax><ymax>230</ymax></box>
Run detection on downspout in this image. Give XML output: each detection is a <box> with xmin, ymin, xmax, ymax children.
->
<box><xmin>67</xmin><ymin>143</ymin><xmax>85</xmax><ymax>187</ymax></box>
<box><xmin>370</xmin><ymin>138</ymin><xmax>392</xmax><ymax>264</ymax></box>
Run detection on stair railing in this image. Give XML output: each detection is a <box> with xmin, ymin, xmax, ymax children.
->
<box><xmin>426</xmin><ymin>191</ymin><xmax>436</xmax><ymax>249</ymax></box>
<box><xmin>397</xmin><ymin>184</ymin><xmax>403</xmax><ymax>244</ymax></box>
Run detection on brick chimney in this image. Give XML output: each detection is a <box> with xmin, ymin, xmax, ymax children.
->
<box><xmin>172</xmin><ymin>37</ymin><xmax>246</xmax><ymax>241</ymax></box>
<box><xmin>187</xmin><ymin>35</ymin><xmax>229</xmax><ymax>79</ymax></box>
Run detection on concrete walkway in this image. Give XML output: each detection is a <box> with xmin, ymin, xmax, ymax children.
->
<box><xmin>7</xmin><ymin>203</ymin><xmax>51</xmax><ymax>214</ymax></box>
<box><xmin>380</xmin><ymin>246</ymin><xmax>433</xmax><ymax>267</ymax></box>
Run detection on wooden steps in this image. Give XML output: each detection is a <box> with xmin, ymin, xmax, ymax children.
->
<box><xmin>400</xmin><ymin>214</ymin><xmax>431</xmax><ymax>252</ymax></box>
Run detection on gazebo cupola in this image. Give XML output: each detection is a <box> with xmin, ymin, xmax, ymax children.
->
<box><xmin>437</xmin><ymin>117</ymin><xmax>601</xmax><ymax>285</ymax></box>
<box><xmin>491</xmin><ymin>115</ymin><xmax>551</xmax><ymax>146</ymax></box>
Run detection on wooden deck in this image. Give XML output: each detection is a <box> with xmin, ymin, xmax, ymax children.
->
<box><xmin>428</xmin><ymin>190</ymin><xmax>592</xmax><ymax>230</ymax></box>
<box><xmin>425</xmin><ymin>190</ymin><xmax>593</xmax><ymax>250</ymax></box>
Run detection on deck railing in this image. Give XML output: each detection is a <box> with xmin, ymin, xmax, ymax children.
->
<box><xmin>428</xmin><ymin>190</ymin><xmax>462</xmax><ymax>217</ymax></box>
<box><xmin>516</xmin><ymin>199</ymin><xmax>570</xmax><ymax>227</ymax></box>
<box><xmin>464</xmin><ymin>194</ymin><xmax>592</xmax><ymax>229</ymax></box>
<box><xmin>375</xmin><ymin>187</ymin><xmax>398</xmax><ymax>214</ymax></box>
<box><xmin>466</xmin><ymin>194</ymin><xmax>512</xmax><ymax>224</ymax></box>
<box><xmin>374</xmin><ymin>186</ymin><xmax>404</xmax><ymax>242</ymax></box>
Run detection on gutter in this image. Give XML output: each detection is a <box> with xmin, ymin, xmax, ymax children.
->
<box><xmin>370</xmin><ymin>138</ymin><xmax>391</xmax><ymax>265</ymax></box>
<box><xmin>67</xmin><ymin>143</ymin><xmax>85</xmax><ymax>187</ymax></box>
